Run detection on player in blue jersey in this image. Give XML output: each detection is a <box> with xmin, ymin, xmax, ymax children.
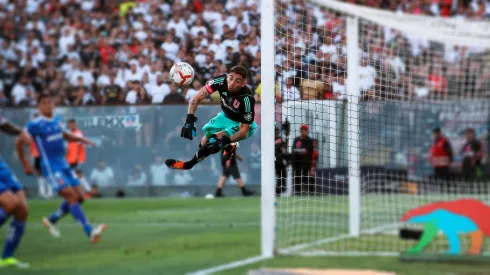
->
<box><xmin>0</xmin><ymin>116</ymin><xmax>29</xmax><ymax>268</ymax></box>
<box><xmin>16</xmin><ymin>95</ymin><xmax>107</xmax><ymax>243</ymax></box>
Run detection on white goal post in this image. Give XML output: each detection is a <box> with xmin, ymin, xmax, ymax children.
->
<box><xmin>261</xmin><ymin>0</ymin><xmax>490</xmax><ymax>257</ymax></box>
<box><xmin>260</xmin><ymin>0</ymin><xmax>276</xmax><ymax>259</ymax></box>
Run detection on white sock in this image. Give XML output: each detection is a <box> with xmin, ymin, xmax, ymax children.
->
<box><xmin>80</xmin><ymin>177</ymin><xmax>91</xmax><ymax>193</ymax></box>
<box><xmin>38</xmin><ymin>177</ymin><xmax>46</xmax><ymax>198</ymax></box>
<box><xmin>45</xmin><ymin>179</ymin><xmax>53</xmax><ymax>198</ymax></box>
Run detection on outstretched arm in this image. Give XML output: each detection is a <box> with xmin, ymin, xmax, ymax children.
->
<box><xmin>230</xmin><ymin>123</ymin><xmax>250</xmax><ymax>143</ymax></box>
<box><xmin>182</xmin><ymin>87</ymin><xmax>208</xmax><ymax>141</ymax></box>
<box><xmin>63</xmin><ymin>132</ymin><xmax>96</xmax><ymax>147</ymax></box>
<box><xmin>0</xmin><ymin>121</ymin><xmax>22</xmax><ymax>136</ymax></box>
<box><xmin>16</xmin><ymin>131</ymin><xmax>34</xmax><ymax>175</ymax></box>
<box><xmin>188</xmin><ymin>87</ymin><xmax>209</xmax><ymax>115</ymax></box>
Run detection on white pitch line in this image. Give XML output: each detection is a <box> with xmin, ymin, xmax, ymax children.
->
<box><xmin>187</xmin><ymin>255</ymin><xmax>267</xmax><ymax>275</ymax></box>
<box><xmin>28</xmin><ymin>221</ymin><xmax>259</xmax><ymax>228</ymax></box>
<box><xmin>136</xmin><ymin>208</ymin><xmax>259</xmax><ymax>215</ymax></box>
<box><xmin>26</xmin><ymin>221</ymin><xmax>346</xmax><ymax>229</ymax></box>
<box><xmin>279</xmin><ymin>223</ymin><xmax>402</xmax><ymax>254</ymax></box>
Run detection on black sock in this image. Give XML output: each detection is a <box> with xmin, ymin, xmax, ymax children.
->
<box><xmin>184</xmin><ymin>146</ymin><xmax>213</xmax><ymax>169</ymax></box>
<box><xmin>240</xmin><ymin>186</ymin><xmax>247</xmax><ymax>195</ymax></box>
<box><xmin>183</xmin><ymin>154</ymin><xmax>199</xmax><ymax>169</ymax></box>
<box><xmin>215</xmin><ymin>188</ymin><xmax>222</xmax><ymax>196</ymax></box>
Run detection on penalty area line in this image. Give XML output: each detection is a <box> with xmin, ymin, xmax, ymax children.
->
<box><xmin>187</xmin><ymin>255</ymin><xmax>267</xmax><ymax>275</ymax></box>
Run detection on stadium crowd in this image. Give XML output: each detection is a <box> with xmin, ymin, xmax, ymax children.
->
<box><xmin>0</xmin><ymin>0</ymin><xmax>261</xmax><ymax>107</ymax></box>
<box><xmin>275</xmin><ymin>0</ymin><xmax>490</xmax><ymax>100</ymax></box>
<box><xmin>0</xmin><ymin>0</ymin><xmax>489</xmax><ymax>107</ymax></box>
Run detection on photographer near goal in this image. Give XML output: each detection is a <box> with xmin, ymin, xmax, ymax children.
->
<box><xmin>165</xmin><ymin>65</ymin><xmax>258</xmax><ymax>183</ymax></box>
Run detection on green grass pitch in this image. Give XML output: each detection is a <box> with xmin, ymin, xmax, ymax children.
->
<box><xmin>1</xmin><ymin>197</ymin><xmax>490</xmax><ymax>275</ymax></box>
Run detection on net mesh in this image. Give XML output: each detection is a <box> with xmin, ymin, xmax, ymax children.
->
<box><xmin>274</xmin><ymin>0</ymin><xmax>490</xmax><ymax>256</ymax></box>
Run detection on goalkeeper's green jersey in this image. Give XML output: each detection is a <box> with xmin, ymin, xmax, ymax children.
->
<box><xmin>204</xmin><ymin>74</ymin><xmax>256</xmax><ymax>124</ymax></box>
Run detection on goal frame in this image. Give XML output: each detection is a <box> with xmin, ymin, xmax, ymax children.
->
<box><xmin>260</xmin><ymin>0</ymin><xmax>363</xmax><ymax>257</ymax></box>
<box><xmin>260</xmin><ymin>0</ymin><xmax>276</xmax><ymax>258</ymax></box>
<box><xmin>260</xmin><ymin>0</ymin><xmax>490</xmax><ymax>258</ymax></box>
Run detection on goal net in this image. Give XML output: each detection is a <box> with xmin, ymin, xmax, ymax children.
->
<box><xmin>262</xmin><ymin>0</ymin><xmax>490</xmax><ymax>257</ymax></box>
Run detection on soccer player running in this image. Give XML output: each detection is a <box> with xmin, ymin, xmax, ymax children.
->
<box><xmin>0</xmin><ymin>116</ymin><xmax>29</xmax><ymax>268</ymax></box>
<box><xmin>16</xmin><ymin>95</ymin><xmax>106</xmax><ymax>242</ymax></box>
<box><xmin>32</xmin><ymin>112</ymin><xmax>53</xmax><ymax>198</ymax></box>
<box><xmin>165</xmin><ymin>66</ymin><xmax>258</xmax><ymax>172</ymax></box>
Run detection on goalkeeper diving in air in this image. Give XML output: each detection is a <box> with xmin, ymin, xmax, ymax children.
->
<box><xmin>166</xmin><ymin>66</ymin><xmax>257</xmax><ymax>170</ymax></box>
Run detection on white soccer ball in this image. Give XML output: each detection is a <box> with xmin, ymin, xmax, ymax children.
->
<box><xmin>169</xmin><ymin>62</ymin><xmax>195</xmax><ymax>87</ymax></box>
<box><xmin>205</xmin><ymin>194</ymin><xmax>215</xmax><ymax>199</ymax></box>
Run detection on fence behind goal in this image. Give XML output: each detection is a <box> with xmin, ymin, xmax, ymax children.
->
<box><xmin>267</xmin><ymin>0</ymin><xmax>490</xmax><ymax>257</ymax></box>
<box><xmin>0</xmin><ymin>105</ymin><xmax>263</xmax><ymax>197</ymax></box>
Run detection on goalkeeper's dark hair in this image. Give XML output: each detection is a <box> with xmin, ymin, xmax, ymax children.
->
<box><xmin>230</xmin><ymin>66</ymin><xmax>248</xmax><ymax>79</ymax></box>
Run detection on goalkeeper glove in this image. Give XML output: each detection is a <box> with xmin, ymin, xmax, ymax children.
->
<box><xmin>181</xmin><ymin>114</ymin><xmax>197</xmax><ymax>140</ymax></box>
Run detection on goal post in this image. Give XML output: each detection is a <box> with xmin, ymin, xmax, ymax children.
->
<box><xmin>262</xmin><ymin>0</ymin><xmax>490</xmax><ymax>257</ymax></box>
<box><xmin>260</xmin><ymin>0</ymin><xmax>276</xmax><ymax>258</ymax></box>
<box><xmin>346</xmin><ymin>15</ymin><xmax>361</xmax><ymax>238</ymax></box>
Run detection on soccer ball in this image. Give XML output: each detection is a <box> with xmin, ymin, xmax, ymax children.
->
<box><xmin>169</xmin><ymin>62</ymin><xmax>195</xmax><ymax>87</ymax></box>
<box><xmin>204</xmin><ymin>194</ymin><xmax>214</xmax><ymax>199</ymax></box>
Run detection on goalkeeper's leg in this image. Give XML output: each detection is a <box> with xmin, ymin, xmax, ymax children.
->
<box><xmin>166</xmin><ymin>116</ymin><xmax>257</xmax><ymax>170</ymax></box>
<box><xmin>165</xmin><ymin>132</ymin><xmax>227</xmax><ymax>170</ymax></box>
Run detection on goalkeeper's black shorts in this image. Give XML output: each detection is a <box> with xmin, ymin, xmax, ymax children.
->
<box><xmin>222</xmin><ymin>165</ymin><xmax>241</xmax><ymax>180</ymax></box>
